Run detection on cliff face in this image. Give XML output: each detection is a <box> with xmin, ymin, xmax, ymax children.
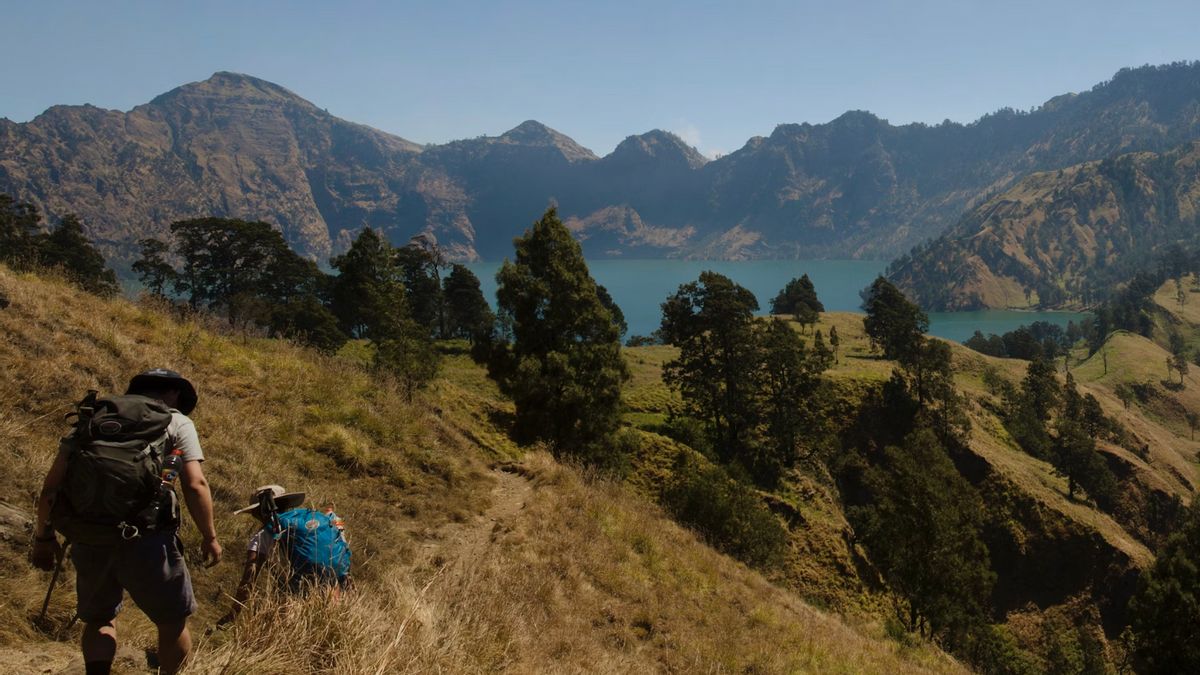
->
<box><xmin>6</xmin><ymin>63</ymin><xmax>1200</xmax><ymax>268</ymax></box>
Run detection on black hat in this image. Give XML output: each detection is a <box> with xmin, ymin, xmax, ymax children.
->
<box><xmin>126</xmin><ymin>368</ymin><xmax>198</xmax><ymax>415</ymax></box>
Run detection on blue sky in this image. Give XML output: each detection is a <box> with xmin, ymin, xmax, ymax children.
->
<box><xmin>2</xmin><ymin>0</ymin><xmax>1196</xmax><ymax>158</ymax></box>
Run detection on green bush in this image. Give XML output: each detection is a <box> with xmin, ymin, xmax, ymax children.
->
<box><xmin>661</xmin><ymin>454</ymin><xmax>787</xmax><ymax>569</ymax></box>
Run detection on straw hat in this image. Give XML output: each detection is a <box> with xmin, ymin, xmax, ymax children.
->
<box><xmin>234</xmin><ymin>484</ymin><xmax>306</xmax><ymax>516</ymax></box>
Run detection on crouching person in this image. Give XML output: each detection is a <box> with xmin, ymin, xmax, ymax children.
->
<box><xmin>221</xmin><ymin>485</ymin><xmax>352</xmax><ymax>624</ymax></box>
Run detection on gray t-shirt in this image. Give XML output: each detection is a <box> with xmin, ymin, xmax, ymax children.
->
<box><xmin>167</xmin><ymin>411</ymin><xmax>204</xmax><ymax>462</ymax></box>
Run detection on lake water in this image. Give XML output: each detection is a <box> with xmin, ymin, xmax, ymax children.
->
<box><xmin>464</xmin><ymin>260</ymin><xmax>1089</xmax><ymax>343</ymax></box>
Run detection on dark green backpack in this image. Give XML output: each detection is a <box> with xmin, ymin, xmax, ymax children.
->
<box><xmin>51</xmin><ymin>391</ymin><xmax>180</xmax><ymax>545</ymax></box>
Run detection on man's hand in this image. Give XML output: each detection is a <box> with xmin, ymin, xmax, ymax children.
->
<box><xmin>30</xmin><ymin>536</ymin><xmax>62</xmax><ymax>571</ymax></box>
<box><xmin>201</xmin><ymin>536</ymin><xmax>222</xmax><ymax>568</ymax></box>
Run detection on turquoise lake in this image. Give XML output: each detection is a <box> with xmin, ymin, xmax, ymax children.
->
<box><xmin>464</xmin><ymin>260</ymin><xmax>1090</xmax><ymax>344</ymax></box>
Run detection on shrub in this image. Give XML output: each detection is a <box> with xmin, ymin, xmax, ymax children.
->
<box><xmin>661</xmin><ymin>454</ymin><xmax>787</xmax><ymax>569</ymax></box>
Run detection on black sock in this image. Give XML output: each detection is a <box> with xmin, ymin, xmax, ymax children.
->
<box><xmin>84</xmin><ymin>661</ymin><xmax>112</xmax><ymax>675</ymax></box>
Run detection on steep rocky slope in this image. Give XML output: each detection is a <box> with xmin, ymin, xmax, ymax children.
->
<box><xmin>7</xmin><ymin>63</ymin><xmax>1200</xmax><ymax>267</ymax></box>
<box><xmin>890</xmin><ymin>141</ymin><xmax>1200</xmax><ymax>310</ymax></box>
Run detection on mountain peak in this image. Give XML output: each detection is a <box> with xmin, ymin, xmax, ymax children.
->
<box><xmin>610</xmin><ymin>130</ymin><xmax>707</xmax><ymax>168</ymax></box>
<box><xmin>498</xmin><ymin>120</ymin><xmax>596</xmax><ymax>162</ymax></box>
<box><xmin>149</xmin><ymin>71</ymin><xmax>316</xmax><ymax>110</ymax></box>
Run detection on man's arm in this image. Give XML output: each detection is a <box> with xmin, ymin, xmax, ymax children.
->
<box><xmin>30</xmin><ymin>447</ymin><xmax>68</xmax><ymax>570</ymax></box>
<box><xmin>180</xmin><ymin>459</ymin><xmax>222</xmax><ymax>566</ymax></box>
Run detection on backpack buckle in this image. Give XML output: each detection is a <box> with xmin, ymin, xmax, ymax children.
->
<box><xmin>118</xmin><ymin>522</ymin><xmax>140</xmax><ymax>541</ymax></box>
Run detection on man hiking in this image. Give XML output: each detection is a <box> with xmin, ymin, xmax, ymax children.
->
<box><xmin>30</xmin><ymin>368</ymin><xmax>222</xmax><ymax>675</ymax></box>
<box><xmin>220</xmin><ymin>485</ymin><xmax>351</xmax><ymax>624</ymax></box>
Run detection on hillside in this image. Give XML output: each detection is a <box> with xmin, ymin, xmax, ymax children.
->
<box><xmin>620</xmin><ymin>295</ymin><xmax>1200</xmax><ymax>668</ymax></box>
<box><xmin>0</xmin><ymin>266</ymin><xmax>960</xmax><ymax>674</ymax></box>
<box><xmin>8</xmin><ymin>63</ymin><xmax>1200</xmax><ymax>265</ymax></box>
<box><xmin>889</xmin><ymin>140</ymin><xmax>1200</xmax><ymax>311</ymax></box>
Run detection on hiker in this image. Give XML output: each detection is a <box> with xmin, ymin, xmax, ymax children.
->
<box><xmin>30</xmin><ymin>369</ymin><xmax>222</xmax><ymax>675</ymax></box>
<box><xmin>220</xmin><ymin>485</ymin><xmax>352</xmax><ymax>624</ymax></box>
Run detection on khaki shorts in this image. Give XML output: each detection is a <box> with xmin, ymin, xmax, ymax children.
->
<box><xmin>70</xmin><ymin>530</ymin><xmax>197</xmax><ymax>625</ymax></box>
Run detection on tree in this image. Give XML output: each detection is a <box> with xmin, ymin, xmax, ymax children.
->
<box><xmin>770</xmin><ymin>274</ymin><xmax>824</xmax><ymax>314</ymax></box>
<box><xmin>862</xmin><ymin>276</ymin><xmax>928</xmax><ymax>363</ymax></box>
<box><xmin>268</xmin><ymin>295</ymin><xmax>347</xmax><ymax>353</ymax></box>
<box><xmin>442</xmin><ymin>263</ymin><xmax>495</xmax><ymax>342</ymax></box>
<box><xmin>131</xmin><ymin>238</ymin><xmax>176</xmax><ymax>296</ymax></box>
<box><xmin>850</xmin><ymin>425</ymin><xmax>994</xmax><ymax>642</ymax></box>
<box><xmin>829</xmin><ymin>324</ymin><xmax>840</xmax><ymax>364</ymax></box>
<box><xmin>1051</xmin><ymin>419</ymin><xmax>1117</xmax><ymax>507</ymax></box>
<box><xmin>1130</xmin><ymin>498</ymin><xmax>1200</xmax><ymax>673</ymax></box>
<box><xmin>595</xmin><ymin>284</ymin><xmax>628</xmax><ymax>339</ymax></box>
<box><xmin>0</xmin><ymin>194</ymin><xmax>43</xmax><ymax>267</ymax></box>
<box><xmin>170</xmin><ymin>217</ymin><xmax>309</xmax><ymax>324</ymax></box>
<box><xmin>1174</xmin><ymin>353</ymin><xmax>1190</xmax><ymax>385</ymax></box>
<box><xmin>490</xmin><ymin>207</ymin><xmax>629</xmax><ymax>464</ymax></box>
<box><xmin>38</xmin><ymin>214</ymin><xmax>119</xmax><ymax>296</ymax></box>
<box><xmin>1186</xmin><ymin>411</ymin><xmax>1199</xmax><ymax>441</ymax></box>
<box><xmin>330</xmin><ymin>228</ymin><xmax>403</xmax><ymax>340</ymax></box>
<box><xmin>1021</xmin><ymin>359</ymin><xmax>1061</xmax><ymax>422</ymax></box>
<box><xmin>330</xmin><ymin>228</ymin><xmax>437</xmax><ymax>392</ymax></box>
<box><xmin>756</xmin><ymin>319</ymin><xmax>832</xmax><ymax>480</ymax></box>
<box><xmin>660</xmin><ymin>271</ymin><xmax>761</xmax><ymax>464</ymax></box>
<box><xmin>771</xmin><ymin>274</ymin><xmax>823</xmax><ymax>333</ymax></box>
<box><xmin>1115</xmin><ymin>383</ymin><xmax>1135</xmax><ymax>410</ymax></box>
<box><xmin>395</xmin><ymin>241</ymin><xmax>445</xmax><ymax>337</ymax></box>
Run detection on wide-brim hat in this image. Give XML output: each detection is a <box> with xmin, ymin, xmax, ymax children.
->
<box><xmin>234</xmin><ymin>484</ymin><xmax>306</xmax><ymax>516</ymax></box>
<box><xmin>126</xmin><ymin>368</ymin><xmax>198</xmax><ymax>415</ymax></box>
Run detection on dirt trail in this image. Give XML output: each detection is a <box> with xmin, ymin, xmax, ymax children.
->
<box><xmin>0</xmin><ymin>466</ymin><xmax>534</xmax><ymax>674</ymax></box>
<box><xmin>0</xmin><ymin>643</ymin><xmax>144</xmax><ymax>674</ymax></box>
<box><xmin>415</xmin><ymin>464</ymin><xmax>534</xmax><ymax>574</ymax></box>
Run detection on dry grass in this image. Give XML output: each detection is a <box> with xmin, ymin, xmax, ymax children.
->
<box><xmin>186</xmin><ymin>453</ymin><xmax>962</xmax><ymax>674</ymax></box>
<box><xmin>0</xmin><ymin>266</ymin><xmax>959</xmax><ymax>673</ymax></box>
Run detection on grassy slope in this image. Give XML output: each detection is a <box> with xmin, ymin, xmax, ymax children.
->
<box><xmin>623</xmin><ymin>305</ymin><xmax>1199</xmax><ymax>664</ymax></box>
<box><xmin>0</xmin><ymin>266</ymin><xmax>959</xmax><ymax>674</ymax></box>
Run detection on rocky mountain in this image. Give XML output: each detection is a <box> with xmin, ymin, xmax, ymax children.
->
<box><xmin>889</xmin><ymin>141</ymin><xmax>1200</xmax><ymax>310</ymax></box>
<box><xmin>5</xmin><ymin>63</ymin><xmax>1200</xmax><ymax>268</ymax></box>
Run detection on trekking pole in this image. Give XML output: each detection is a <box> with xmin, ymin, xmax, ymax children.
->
<box><xmin>37</xmin><ymin>542</ymin><xmax>70</xmax><ymax>626</ymax></box>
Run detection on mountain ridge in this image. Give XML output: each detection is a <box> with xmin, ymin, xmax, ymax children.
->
<box><xmin>5</xmin><ymin>63</ymin><xmax>1200</xmax><ymax>267</ymax></box>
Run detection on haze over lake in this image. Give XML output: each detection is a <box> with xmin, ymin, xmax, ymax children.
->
<box><xmin>466</xmin><ymin>259</ymin><xmax>1089</xmax><ymax>343</ymax></box>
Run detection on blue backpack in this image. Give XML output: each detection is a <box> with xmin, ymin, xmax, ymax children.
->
<box><xmin>270</xmin><ymin>508</ymin><xmax>352</xmax><ymax>582</ymax></box>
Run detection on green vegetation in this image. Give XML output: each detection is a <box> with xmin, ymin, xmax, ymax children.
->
<box><xmin>850</xmin><ymin>427</ymin><xmax>994</xmax><ymax>643</ymax></box>
<box><xmin>862</xmin><ymin>276</ymin><xmax>928</xmax><ymax>362</ymax></box>
<box><xmin>1130</xmin><ymin>497</ymin><xmax>1200</xmax><ymax>673</ymax></box>
<box><xmin>660</xmin><ymin>271</ymin><xmax>831</xmax><ymax>485</ymax></box>
<box><xmin>0</xmin><ymin>195</ymin><xmax>117</xmax><ymax>296</ymax></box>
<box><xmin>770</xmin><ymin>273</ymin><xmax>824</xmax><ymax>332</ymax></box>
<box><xmin>486</xmin><ymin>207</ymin><xmax>630</xmax><ymax>467</ymax></box>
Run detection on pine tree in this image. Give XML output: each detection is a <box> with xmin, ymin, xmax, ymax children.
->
<box><xmin>771</xmin><ymin>274</ymin><xmax>823</xmax><ymax>333</ymax></box>
<box><xmin>1130</xmin><ymin>498</ymin><xmax>1200</xmax><ymax>673</ymax></box>
<box><xmin>395</xmin><ymin>241</ymin><xmax>444</xmax><ymax>337</ymax></box>
<box><xmin>38</xmin><ymin>214</ymin><xmax>119</xmax><ymax>296</ymax></box>
<box><xmin>330</xmin><ymin>228</ymin><xmax>403</xmax><ymax>340</ymax></box>
<box><xmin>0</xmin><ymin>194</ymin><xmax>42</xmax><ymax>267</ymax></box>
<box><xmin>851</xmin><ymin>425</ymin><xmax>994</xmax><ymax>641</ymax></box>
<box><xmin>132</xmin><ymin>238</ymin><xmax>176</xmax><ymax>296</ymax></box>
<box><xmin>491</xmin><ymin>207</ymin><xmax>629</xmax><ymax>464</ymax></box>
<box><xmin>757</xmin><ymin>318</ymin><xmax>831</xmax><ymax>478</ymax></box>
<box><xmin>330</xmin><ymin>228</ymin><xmax>437</xmax><ymax>395</ymax></box>
<box><xmin>442</xmin><ymin>263</ymin><xmax>495</xmax><ymax>342</ymax></box>
<box><xmin>862</xmin><ymin>276</ymin><xmax>928</xmax><ymax>363</ymax></box>
<box><xmin>661</xmin><ymin>271</ymin><xmax>761</xmax><ymax>463</ymax></box>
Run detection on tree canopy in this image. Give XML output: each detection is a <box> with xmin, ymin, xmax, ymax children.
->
<box><xmin>862</xmin><ymin>276</ymin><xmax>928</xmax><ymax>362</ymax></box>
<box><xmin>489</xmin><ymin>207</ymin><xmax>629</xmax><ymax>465</ymax></box>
